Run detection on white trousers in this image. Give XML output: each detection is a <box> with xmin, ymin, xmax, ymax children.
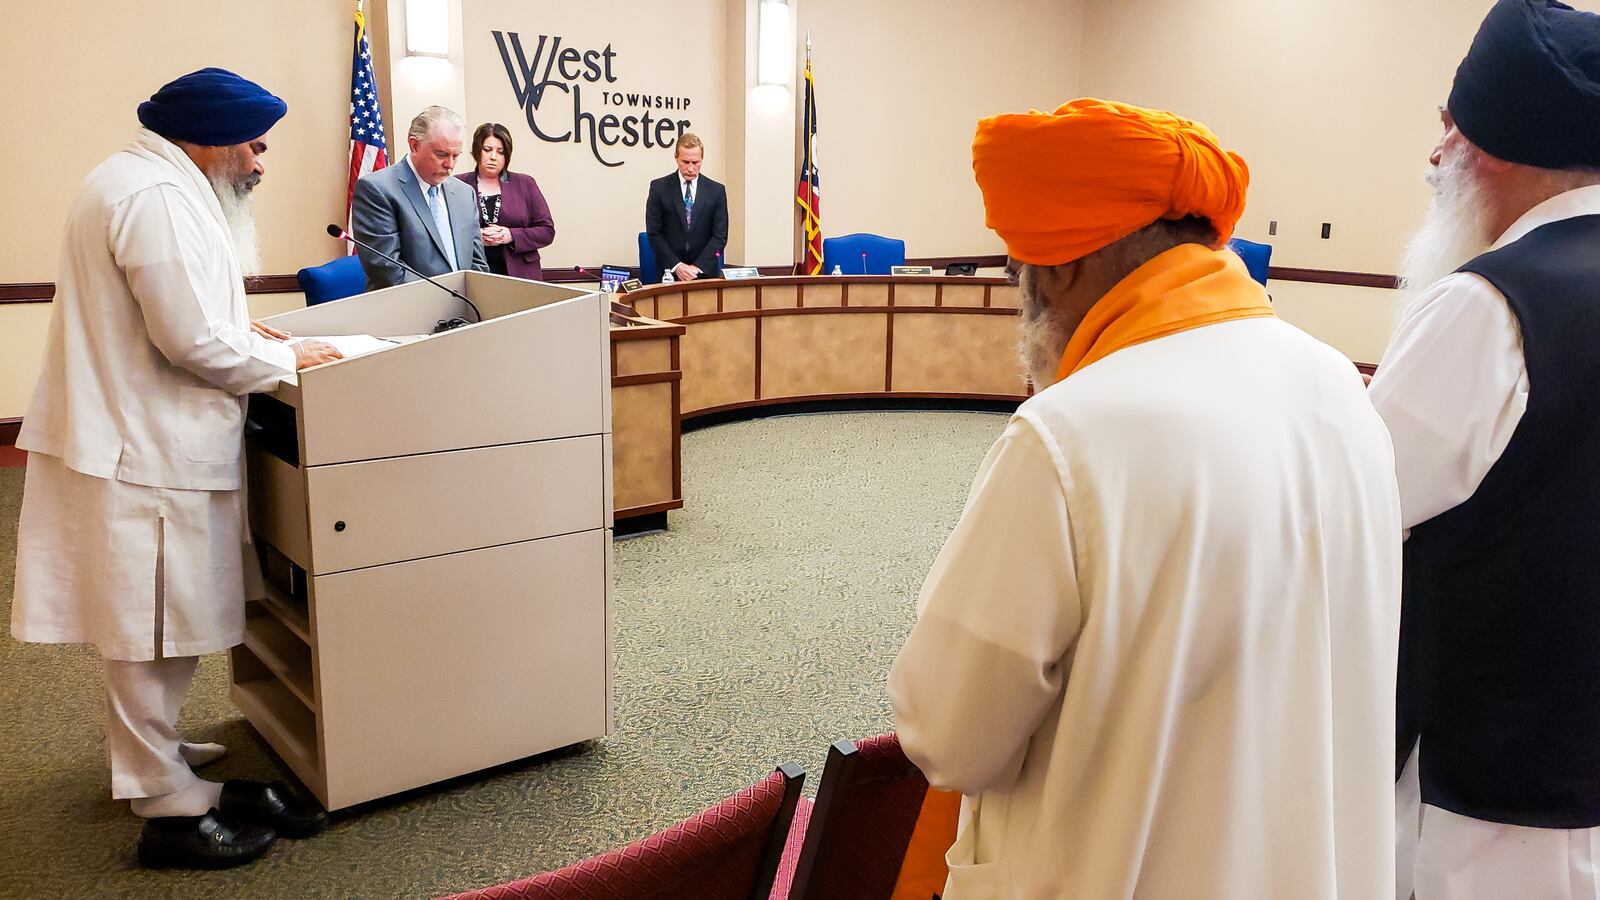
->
<box><xmin>1398</xmin><ymin>747</ymin><xmax>1600</xmax><ymax>900</ymax></box>
<box><xmin>102</xmin><ymin>655</ymin><xmax>202</xmax><ymax>800</ymax></box>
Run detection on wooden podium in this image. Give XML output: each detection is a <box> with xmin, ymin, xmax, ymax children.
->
<box><xmin>239</xmin><ymin>272</ymin><xmax>613</xmax><ymax>811</ymax></box>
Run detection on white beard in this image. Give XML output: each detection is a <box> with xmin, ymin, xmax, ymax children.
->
<box><xmin>1018</xmin><ymin>296</ymin><xmax>1073</xmax><ymax>389</ymax></box>
<box><xmin>1398</xmin><ymin>156</ymin><xmax>1494</xmax><ymax>301</ymax></box>
<box><xmin>209</xmin><ymin>175</ymin><xmax>262</xmax><ymax>275</ymax></box>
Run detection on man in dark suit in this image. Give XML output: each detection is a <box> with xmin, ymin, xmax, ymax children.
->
<box><xmin>351</xmin><ymin>106</ymin><xmax>488</xmax><ymax>291</ymax></box>
<box><xmin>644</xmin><ymin>133</ymin><xmax>729</xmax><ymax>281</ymax></box>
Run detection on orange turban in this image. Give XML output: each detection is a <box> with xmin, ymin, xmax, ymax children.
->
<box><xmin>972</xmin><ymin>98</ymin><xmax>1250</xmax><ymax>266</ymax></box>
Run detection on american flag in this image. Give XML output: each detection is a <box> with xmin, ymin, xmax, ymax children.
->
<box><xmin>346</xmin><ymin>2</ymin><xmax>387</xmax><ymax>237</ymax></box>
<box><xmin>795</xmin><ymin>47</ymin><xmax>822</xmax><ymax>275</ymax></box>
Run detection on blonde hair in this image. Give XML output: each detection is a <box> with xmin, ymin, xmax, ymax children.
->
<box><xmin>675</xmin><ymin>133</ymin><xmax>704</xmax><ymax>156</ymax></box>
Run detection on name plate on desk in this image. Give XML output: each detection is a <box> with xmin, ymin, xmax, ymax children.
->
<box><xmin>722</xmin><ymin>266</ymin><xmax>760</xmax><ymax>279</ymax></box>
<box><xmin>890</xmin><ymin>265</ymin><xmax>935</xmax><ymax>276</ymax></box>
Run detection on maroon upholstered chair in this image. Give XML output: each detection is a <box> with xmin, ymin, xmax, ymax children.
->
<box><xmin>781</xmin><ymin>733</ymin><xmax>933</xmax><ymax>900</ymax></box>
<box><xmin>445</xmin><ymin>762</ymin><xmax>805</xmax><ymax>900</ymax></box>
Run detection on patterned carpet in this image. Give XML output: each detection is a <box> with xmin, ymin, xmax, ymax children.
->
<box><xmin>0</xmin><ymin>411</ymin><xmax>1003</xmax><ymax>897</ymax></box>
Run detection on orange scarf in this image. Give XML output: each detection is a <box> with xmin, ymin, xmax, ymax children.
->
<box><xmin>1055</xmin><ymin>243</ymin><xmax>1274</xmax><ymax>382</ymax></box>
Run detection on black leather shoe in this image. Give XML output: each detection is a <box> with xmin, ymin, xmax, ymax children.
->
<box><xmin>137</xmin><ymin>810</ymin><xmax>275</xmax><ymax>869</ymax></box>
<box><xmin>219</xmin><ymin>780</ymin><xmax>328</xmax><ymax>838</ymax></box>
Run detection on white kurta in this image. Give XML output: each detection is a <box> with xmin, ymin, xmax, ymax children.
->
<box><xmin>890</xmin><ymin>317</ymin><xmax>1402</xmax><ymax>900</ymax></box>
<box><xmin>1370</xmin><ymin>184</ymin><xmax>1600</xmax><ymax>900</ymax></box>
<box><xmin>11</xmin><ymin>129</ymin><xmax>295</xmax><ymax>662</ymax></box>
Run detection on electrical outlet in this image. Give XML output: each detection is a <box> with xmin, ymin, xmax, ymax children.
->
<box><xmin>1321</xmin><ymin>222</ymin><xmax>1332</xmax><ymax>239</ymax></box>
<box><xmin>1268</xmin><ymin>220</ymin><xmax>1278</xmax><ymax>236</ymax></box>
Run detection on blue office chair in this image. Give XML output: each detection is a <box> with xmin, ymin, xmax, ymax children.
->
<box><xmin>1226</xmin><ymin>237</ymin><xmax>1273</xmax><ymax>287</ymax></box>
<box><xmin>296</xmin><ymin>255</ymin><xmax>367</xmax><ymax>305</ymax></box>
<box><xmin>638</xmin><ymin>232</ymin><xmax>660</xmax><ymax>284</ymax></box>
<box><xmin>821</xmin><ymin>233</ymin><xmax>906</xmax><ymax>276</ymax></box>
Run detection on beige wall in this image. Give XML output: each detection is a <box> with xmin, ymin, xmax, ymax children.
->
<box><xmin>0</xmin><ymin>0</ymin><xmax>353</xmax><ymax>284</ymax></box>
<box><xmin>7</xmin><ymin>0</ymin><xmax>1592</xmax><ymax>417</ymax></box>
<box><xmin>796</xmin><ymin>0</ymin><xmax>1084</xmax><ymax>262</ymax></box>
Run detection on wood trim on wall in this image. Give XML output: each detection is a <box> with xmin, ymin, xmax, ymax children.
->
<box><xmin>1266</xmin><ymin>267</ymin><xmax>1400</xmax><ymax>289</ymax></box>
<box><xmin>0</xmin><ymin>259</ymin><xmax>1403</xmax><ymax>304</ymax></box>
<box><xmin>0</xmin><ymin>417</ymin><xmax>20</xmax><ymax>446</ymax></box>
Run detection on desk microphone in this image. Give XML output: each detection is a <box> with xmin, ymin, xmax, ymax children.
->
<box><xmin>715</xmin><ymin>251</ymin><xmax>722</xmax><ymax>276</ymax></box>
<box><xmin>325</xmin><ymin>224</ymin><xmax>483</xmax><ymax>326</ymax></box>
<box><xmin>860</xmin><ymin>251</ymin><xmax>868</xmax><ymax>275</ymax></box>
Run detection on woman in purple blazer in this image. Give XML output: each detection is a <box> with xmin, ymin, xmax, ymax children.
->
<box><xmin>457</xmin><ymin>123</ymin><xmax>556</xmax><ymax>280</ymax></box>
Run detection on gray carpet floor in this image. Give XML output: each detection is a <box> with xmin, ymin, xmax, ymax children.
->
<box><xmin>0</xmin><ymin>411</ymin><xmax>1004</xmax><ymax>898</ymax></box>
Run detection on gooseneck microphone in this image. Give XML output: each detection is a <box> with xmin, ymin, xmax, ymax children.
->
<box><xmin>326</xmin><ymin>224</ymin><xmax>482</xmax><ymax>324</ymax></box>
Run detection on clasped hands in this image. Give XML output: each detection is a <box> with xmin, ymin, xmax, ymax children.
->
<box><xmin>251</xmin><ymin>321</ymin><xmax>343</xmax><ymax>371</ymax></box>
<box><xmin>480</xmin><ymin>225</ymin><xmax>513</xmax><ymax>247</ymax></box>
<box><xmin>672</xmin><ymin>262</ymin><xmax>702</xmax><ymax>281</ymax></box>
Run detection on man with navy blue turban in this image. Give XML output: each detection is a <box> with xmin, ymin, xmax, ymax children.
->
<box><xmin>11</xmin><ymin>67</ymin><xmax>337</xmax><ymax>869</ymax></box>
<box><xmin>1367</xmin><ymin>2</ymin><xmax>1600</xmax><ymax>897</ymax></box>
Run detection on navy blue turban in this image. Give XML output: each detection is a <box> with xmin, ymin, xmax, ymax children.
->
<box><xmin>137</xmin><ymin>68</ymin><xmax>288</xmax><ymax>146</ymax></box>
<box><xmin>1449</xmin><ymin>0</ymin><xmax>1600</xmax><ymax>170</ymax></box>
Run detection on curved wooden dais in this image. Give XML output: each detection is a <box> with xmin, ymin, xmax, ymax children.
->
<box><xmin>608</xmin><ymin>276</ymin><xmax>1030</xmax><ymax>529</ymax></box>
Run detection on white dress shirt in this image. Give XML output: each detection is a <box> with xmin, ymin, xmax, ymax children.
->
<box><xmin>1371</xmin><ymin>183</ymin><xmax>1600</xmax><ymax>900</ymax></box>
<box><xmin>1371</xmin><ymin>184</ymin><xmax>1600</xmax><ymax>530</ymax></box>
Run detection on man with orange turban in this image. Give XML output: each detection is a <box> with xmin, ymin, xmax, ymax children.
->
<box><xmin>888</xmin><ymin>99</ymin><xmax>1402</xmax><ymax>899</ymax></box>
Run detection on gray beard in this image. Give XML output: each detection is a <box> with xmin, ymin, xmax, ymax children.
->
<box><xmin>1398</xmin><ymin>158</ymin><xmax>1494</xmax><ymax>302</ymax></box>
<box><xmin>1018</xmin><ymin>296</ymin><xmax>1073</xmax><ymax>389</ymax></box>
<box><xmin>209</xmin><ymin>175</ymin><xmax>262</xmax><ymax>275</ymax></box>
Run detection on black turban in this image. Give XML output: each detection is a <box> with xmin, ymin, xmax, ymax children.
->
<box><xmin>1449</xmin><ymin>0</ymin><xmax>1600</xmax><ymax>170</ymax></box>
<box><xmin>137</xmin><ymin>68</ymin><xmax>288</xmax><ymax>147</ymax></box>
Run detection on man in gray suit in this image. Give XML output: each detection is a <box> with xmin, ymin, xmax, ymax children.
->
<box><xmin>351</xmin><ymin>106</ymin><xmax>488</xmax><ymax>291</ymax></box>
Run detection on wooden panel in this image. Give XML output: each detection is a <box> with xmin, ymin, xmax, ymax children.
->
<box><xmin>761</xmin><ymin>313</ymin><xmax>888</xmax><ymax>398</ymax></box>
<box><xmin>849</xmin><ymin>283</ymin><xmax>889</xmax><ymax>307</ymax></box>
<box><xmin>247</xmin><ymin>446</ymin><xmax>310</xmax><ymax>570</ymax></box>
<box><xmin>611</xmin><ymin>381</ymin><xmax>676</xmax><ymax>512</ymax></box>
<box><xmin>804</xmin><ymin>284</ymin><xmax>843</xmax><ymax>308</ymax></box>
<box><xmin>989</xmin><ymin>284</ymin><xmax>1021</xmax><ymax>309</ymax></box>
<box><xmin>685</xmin><ymin>291</ymin><xmax>718</xmax><ymax>317</ymax></box>
<box><xmin>943</xmin><ymin>284</ymin><xmax>987</xmax><ymax>308</ymax></box>
<box><xmin>656</xmin><ymin>292</ymin><xmax>685</xmax><ymax>320</ymax></box>
<box><xmin>305</xmin><ymin>437</ymin><xmax>605</xmax><ymax>574</ymax></box>
<box><xmin>722</xmin><ymin>287</ymin><xmax>757</xmax><ymax>312</ymax></box>
<box><xmin>681</xmin><ymin>318</ymin><xmax>757</xmax><ymax>414</ymax></box>
<box><xmin>893</xmin><ymin>284</ymin><xmax>936</xmax><ymax>307</ymax></box>
<box><xmin>612</xmin><ymin>336</ymin><xmax>673</xmax><ymax>377</ymax></box>
<box><xmin>890</xmin><ymin>313</ymin><xmax>1029</xmax><ymax>396</ymax></box>
<box><xmin>761</xmin><ymin>285</ymin><xmax>798</xmax><ymax>309</ymax></box>
<box><xmin>314</xmin><ymin>531</ymin><xmax>609</xmax><ymax>810</ymax></box>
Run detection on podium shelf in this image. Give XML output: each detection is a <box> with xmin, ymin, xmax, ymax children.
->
<box><xmin>257</xmin><ymin>585</ymin><xmax>311</xmax><ymax>644</ymax></box>
<box><xmin>244</xmin><ymin>607</ymin><xmax>315</xmax><ymax>710</ymax></box>
<box><xmin>232</xmin><ymin>674</ymin><xmax>320</xmax><ymax>788</ymax></box>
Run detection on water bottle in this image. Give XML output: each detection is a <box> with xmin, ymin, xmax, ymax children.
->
<box><xmin>830</xmin><ymin>264</ymin><xmax>842</xmax><ymax>275</ymax></box>
<box><xmin>661</xmin><ymin>268</ymin><xmax>675</xmax><ymax>284</ymax></box>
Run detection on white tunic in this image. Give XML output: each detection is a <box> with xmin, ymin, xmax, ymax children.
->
<box><xmin>890</xmin><ymin>318</ymin><xmax>1402</xmax><ymax>900</ymax></box>
<box><xmin>1370</xmin><ymin>184</ymin><xmax>1600</xmax><ymax>900</ymax></box>
<box><xmin>10</xmin><ymin>129</ymin><xmax>295</xmax><ymax>661</ymax></box>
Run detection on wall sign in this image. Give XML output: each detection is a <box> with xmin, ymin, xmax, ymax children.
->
<box><xmin>493</xmin><ymin>31</ymin><xmax>695</xmax><ymax>168</ymax></box>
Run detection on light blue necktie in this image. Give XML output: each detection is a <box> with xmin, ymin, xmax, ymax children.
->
<box><xmin>426</xmin><ymin>183</ymin><xmax>459</xmax><ymax>270</ymax></box>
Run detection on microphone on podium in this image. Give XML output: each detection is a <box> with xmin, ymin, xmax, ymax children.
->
<box><xmin>325</xmin><ymin>224</ymin><xmax>482</xmax><ymax>324</ymax></box>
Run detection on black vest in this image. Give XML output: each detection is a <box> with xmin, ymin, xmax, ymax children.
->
<box><xmin>1398</xmin><ymin>214</ymin><xmax>1600</xmax><ymax>828</ymax></box>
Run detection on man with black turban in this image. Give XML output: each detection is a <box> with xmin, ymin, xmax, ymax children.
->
<box><xmin>10</xmin><ymin>68</ymin><xmax>337</xmax><ymax>869</ymax></box>
<box><xmin>1368</xmin><ymin>2</ymin><xmax>1600</xmax><ymax>897</ymax></box>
